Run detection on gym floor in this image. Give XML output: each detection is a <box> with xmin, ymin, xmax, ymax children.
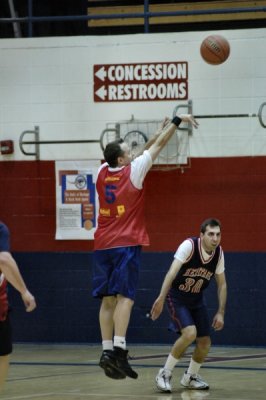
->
<box><xmin>2</xmin><ymin>344</ymin><xmax>266</xmax><ymax>399</ymax></box>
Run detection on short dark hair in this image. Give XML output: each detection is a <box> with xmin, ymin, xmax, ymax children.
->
<box><xmin>103</xmin><ymin>138</ymin><xmax>124</xmax><ymax>167</ymax></box>
<box><xmin>200</xmin><ymin>218</ymin><xmax>221</xmax><ymax>234</ymax></box>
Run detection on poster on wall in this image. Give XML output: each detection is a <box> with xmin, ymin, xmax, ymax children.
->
<box><xmin>55</xmin><ymin>160</ymin><xmax>100</xmax><ymax>240</ymax></box>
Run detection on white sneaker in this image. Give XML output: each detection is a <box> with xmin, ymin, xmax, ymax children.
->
<box><xmin>181</xmin><ymin>371</ymin><xmax>209</xmax><ymax>390</ymax></box>
<box><xmin>156</xmin><ymin>368</ymin><xmax>172</xmax><ymax>393</ymax></box>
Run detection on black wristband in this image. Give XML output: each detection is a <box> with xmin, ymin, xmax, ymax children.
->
<box><xmin>171</xmin><ymin>116</ymin><xmax>182</xmax><ymax>127</ymax></box>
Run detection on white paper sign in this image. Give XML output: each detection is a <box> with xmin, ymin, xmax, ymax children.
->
<box><xmin>55</xmin><ymin>160</ymin><xmax>100</xmax><ymax>240</ymax></box>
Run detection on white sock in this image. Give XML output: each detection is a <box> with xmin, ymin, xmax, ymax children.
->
<box><xmin>102</xmin><ymin>340</ymin><xmax>113</xmax><ymax>351</ymax></box>
<box><xmin>114</xmin><ymin>336</ymin><xmax>126</xmax><ymax>350</ymax></box>
<box><xmin>187</xmin><ymin>359</ymin><xmax>201</xmax><ymax>375</ymax></box>
<box><xmin>164</xmin><ymin>353</ymin><xmax>179</xmax><ymax>371</ymax></box>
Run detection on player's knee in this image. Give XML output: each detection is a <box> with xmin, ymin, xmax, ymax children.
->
<box><xmin>117</xmin><ymin>295</ymin><xmax>134</xmax><ymax>309</ymax></box>
<box><xmin>182</xmin><ymin>326</ymin><xmax>197</xmax><ymax>343</ymax></box>
<box><xmin>102</xmin><ymin>296</ymin><xmax>117</xmax><ymax>309</ymax></box>
<box><xmin>196</xmin><ymin>336</ymin><xmax>211</xmax><ymax>352</ymax></box>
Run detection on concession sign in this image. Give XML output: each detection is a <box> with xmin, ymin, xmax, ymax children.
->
<box><xmin>93</xmin><ymin>62</ymin><xmax>188</xmax><ymax>102</ymax></box>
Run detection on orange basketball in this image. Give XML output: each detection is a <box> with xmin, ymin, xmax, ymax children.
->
<box><xmin>200</xmin><ymin>34</ymin><xmax>230</xmax><ymax>65</ymax></box>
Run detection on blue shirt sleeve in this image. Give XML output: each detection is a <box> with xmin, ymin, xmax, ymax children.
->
<box><xmin>0</xmin><ymin>222</ymin><xmax>10</xmax><ymax>252</ymax></box>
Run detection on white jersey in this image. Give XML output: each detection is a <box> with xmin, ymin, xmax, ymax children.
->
<box><xmin>97</xmin><ymin>150</ymin><xmax>152</xmax><ymax>190</ymax></box>
<box><xmin>174</xmin><ymin>238</ymin><xmax>225</xmax><ymax>274</ymax></box>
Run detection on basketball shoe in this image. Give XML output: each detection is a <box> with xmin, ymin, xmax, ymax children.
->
<box><xmin>99</xmin><ymin>350</ymin><xmax>126</xmax><ymax>379</ymax></box>
<box><xmin>181</xmin><ymin>371</ymin><xmax>209</xmax><ymax>390</ymax></box>
<box><xmin>112</xmin><ymin>346</ymin><xmax>138</xmax><ymax>379</ymax></box>
<box><xmin>156</xmin><ymin>368</ymin><xmax>172</xmax><ymax>393</ymax></box>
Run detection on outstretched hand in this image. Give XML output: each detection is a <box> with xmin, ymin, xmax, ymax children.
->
<box><xmin>179</xmin><ymin>114</ymin><xmax>199</xmax><ymax>129</ymax></box>
<box><xmin>155</xmin><ymin>117</ymin><xmax>171</xmax><ymax>136</ymax></box>
<box><xmin>160</xmin><ymin>117</ymin><xmax>171</xmax><ymax>130</ymax></box>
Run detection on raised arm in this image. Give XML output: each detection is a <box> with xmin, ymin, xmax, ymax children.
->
<box><xmin>148</xmin><ymin>114</ymin><xmax>199</xmax><ymax>162</ymax></box>
<box><xmin>132</xmin><ymin>117</ymin><xmax>171</xmax><ymax>159</ymax></box>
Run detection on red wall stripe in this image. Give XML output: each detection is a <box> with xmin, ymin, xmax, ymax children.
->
<box><xmin>0</xmin><ymin>157</ymin><xmax>266</xmax><ymax>252</ymax></box>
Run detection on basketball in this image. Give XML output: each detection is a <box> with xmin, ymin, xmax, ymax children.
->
<box><xmin>200</xmin><ymin>35</ymin><xmax>230</xmax><ymax>65</ymax></box>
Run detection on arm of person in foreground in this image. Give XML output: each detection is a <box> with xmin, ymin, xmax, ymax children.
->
<box><xmin>148</xmin><ymin>114</ymin><xmax>199</xmax><ymax>162</ymax></box>
<box><xmin>132</xmin><ymin>117</ymin><xmax>171</xmax><ymax>159</ymax></box>
<box><xmin>0</xmin><ymin>251</ymin><xmax>36</xmax><ymax>312</ymax></box>
<box><xmin>212</xmin><ymin>271</ymin><xmax>227</xmax><ymax>331</ymax></box>
<box><xmin>150</xmin><ymin>258</ymin><xmax>183</xmax><ymax>321</ymax></box>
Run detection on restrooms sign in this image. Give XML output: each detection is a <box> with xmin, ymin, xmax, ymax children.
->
<box><xmin>94</xmin><ymin>62</ymin><xmax>188</xmax><ymax>102</ymax></box>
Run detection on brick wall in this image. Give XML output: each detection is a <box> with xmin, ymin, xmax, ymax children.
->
<box><xmin>1</xmin><ymin>157</ymin><xmax>266</xmax><ymax>345</ymax></box>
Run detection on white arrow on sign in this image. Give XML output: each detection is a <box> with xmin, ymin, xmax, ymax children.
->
<box><xmin>95</xmin><ymin>66</ymin><xmax>107</xmax><ymax>81</ymax></box>
<box><xmin>95</xmin><ymin>86</ymin><xmax>107</xmax><ymax>100</ymax></box>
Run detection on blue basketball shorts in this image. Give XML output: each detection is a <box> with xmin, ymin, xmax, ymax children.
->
<box><xmin>92</xmin><ymin>246</ymin><xmax>142</xmax><ymax>301</ymax></box>
<box><xmin>0</xmin><ymin>314</ymin><xmax>12</xmax><ymax>356</ymax></box>
<box><xmin>166</xmin><ymin>291</ymin><xmax>210</xmax><ymax>338</ymax></box>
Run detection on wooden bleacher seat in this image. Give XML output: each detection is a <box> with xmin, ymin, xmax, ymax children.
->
<box><xmin>87</xmin><ymin>1</ymin><xmax>266</xmax><ymax>28</ymax></box>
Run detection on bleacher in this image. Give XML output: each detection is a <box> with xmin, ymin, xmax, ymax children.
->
<box><xmin>0</xmin><ymin>0</ymin><xmax>266</xmax><ymax>38</ymax></box>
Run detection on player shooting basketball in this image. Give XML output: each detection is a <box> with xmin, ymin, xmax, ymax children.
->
<box><xmin>92</xmin><ymin>113</ymin><xmax>198</xmax><ymax>380</ymax></box>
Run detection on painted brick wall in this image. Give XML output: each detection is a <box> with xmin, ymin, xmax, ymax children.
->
<box><xmin>1</xmin><ymin>156</ymin><xmax>266</xmax><ymax>252</ymax></box>
<box><xmin>9</xmin><ymin>251</ymin><xmax>266</xmax><ymax>346</ymax></box>
<box><xmin>1</xmin><ymin>157</ymin><xmax>266</xmax><ymax>345</ymax></box>
<box><xmin>145</xmin><ymin>156</ymin><xmax>266</xmax><ymax>252</ymax></box>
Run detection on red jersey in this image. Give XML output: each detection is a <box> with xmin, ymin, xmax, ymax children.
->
<box><xmin>0</xmin><ymin>275</ymin><xmax>8</xmax><ymax>321</ymax></box>
<box><xmin>94</xmin><ymin>163</ymin><xmax>150</xmax><ymax>250</ymax></box>
<box><xmin>0</xmin><ymin>222</ymin><xmax>10</xmax><ymax>321</ymax></box>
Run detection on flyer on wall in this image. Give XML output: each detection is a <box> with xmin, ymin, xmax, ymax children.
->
<box><xmin>55</xmin><ymin>160</ymin><xmax>100</xmax><ymax>240</ymax></box>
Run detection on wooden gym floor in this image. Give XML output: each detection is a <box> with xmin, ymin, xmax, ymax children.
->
<box><xmin>1</xmin><ymin>343</ymin><xmax>266</xmax><ymax>399</ymax></box>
